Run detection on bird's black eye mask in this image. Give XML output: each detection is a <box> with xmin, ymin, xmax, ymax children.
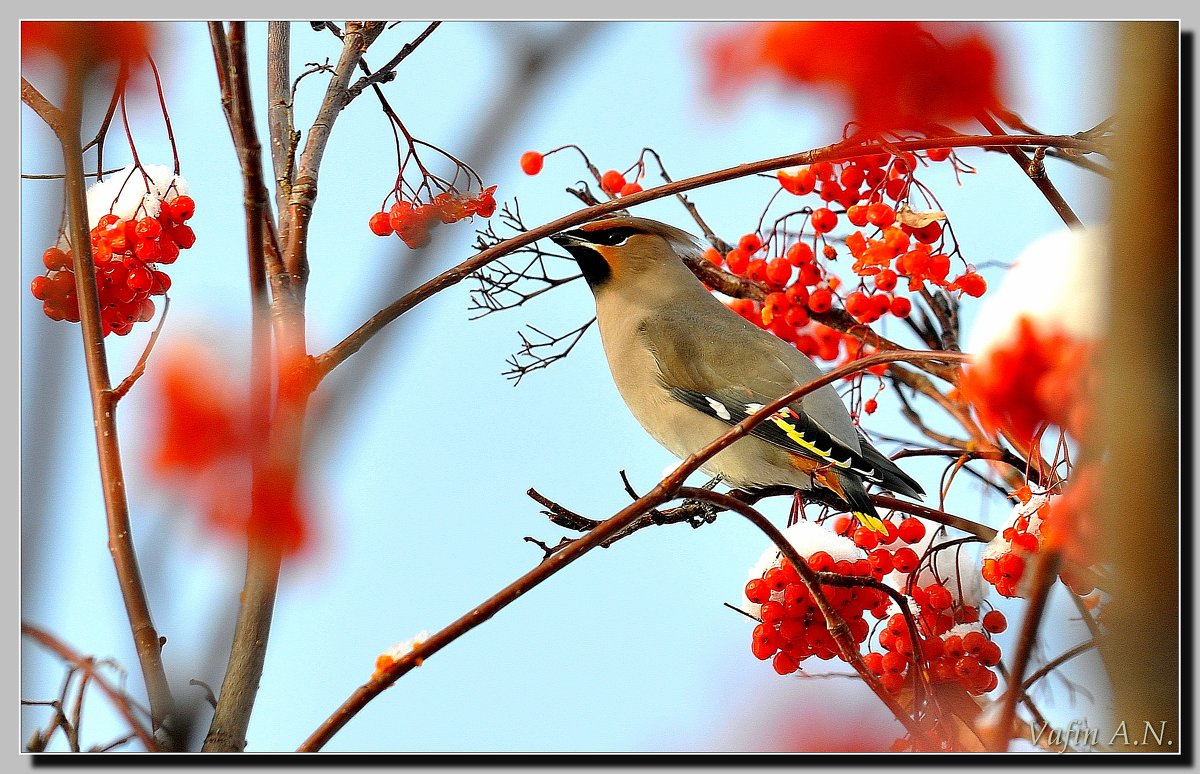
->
<box><xmin>551</xmin><ymin>226</ymin><xmax>643</xmax><ymax>287</ymax></box>
<box><xmin>570</xmin><ymin>226</ymin><xmax>640</xmax><ymax>246</ymax></box>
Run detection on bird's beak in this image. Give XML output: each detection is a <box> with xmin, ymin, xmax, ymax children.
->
<box><xmin>549</xmin><ymin>232</ymin><xmax>585</xmax><ymax>248</ymax></box>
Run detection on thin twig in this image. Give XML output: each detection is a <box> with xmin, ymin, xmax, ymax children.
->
<box><xmin>23</xmin><ymin>623</ymin><xmax>157</xmax><ymax>751</ymax></box>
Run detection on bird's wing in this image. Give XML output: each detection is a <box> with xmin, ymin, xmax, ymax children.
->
<box><xmin>639</xmin><ymin>304</ymin><xmax>887</xmax><ymax>485</ymax></box>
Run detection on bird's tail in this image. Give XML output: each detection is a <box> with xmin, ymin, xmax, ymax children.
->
<box><xmin>837</xmin><ymin>471</ymin><xmax>888</xmax><ymax>534</ymax></box>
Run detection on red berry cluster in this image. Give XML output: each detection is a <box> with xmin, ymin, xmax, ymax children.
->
<box><xmin>745</xmin><ymin>552</ymin><xmax>886</xmax><ymax>676</ymax></box>
<box><xmin>369</xmin><ymin>185</ymin><xmax>498</xmax><ymax>249</ymax></box>
<box><xmin>715</xmin><ymin>151</ymin><xmax>986</xmax><ymax>365</ymax></box>
<box><xmin>982</xmin><ymin>481</ymin><xmax>1098</xmax><ymax>599</ymax></box>
<box><xmin>30</xmin><ymin>196</ymin><xmax>195</xmax><ymax>336</ymax></box>
<box><xmin>747</xmin><ymin>515</ymin><xmax>1008</xmax><ymax>699</ymax></box>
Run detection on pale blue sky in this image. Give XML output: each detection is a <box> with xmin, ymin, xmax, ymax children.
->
<box><xmin>20</xmin><ymin>20</ymin><xmax>1117</xmax><ymax>753</ymax></box>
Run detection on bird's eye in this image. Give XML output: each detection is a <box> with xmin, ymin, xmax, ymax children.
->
<box><xmin>588</xmin><ymin>227</ymin><xmax>638</xmax><ymax>246</ymax></box>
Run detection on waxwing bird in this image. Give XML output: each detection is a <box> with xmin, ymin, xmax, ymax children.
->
<box><xmin>549</xmin><ymin>216</ymin><xmax>924</xmax><ymax>532</ymax></box>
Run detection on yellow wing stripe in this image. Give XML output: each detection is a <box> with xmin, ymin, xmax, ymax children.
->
<box><xmin>768</xmin><ymin>413</ymin><xmax>852</xmax><ymax>468</ymax></box>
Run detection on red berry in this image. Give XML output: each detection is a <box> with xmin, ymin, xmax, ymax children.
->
<box><xmin>880</xmin><ymin>671</ymin><xmax>906</xmax><ymax>693</ymax></box>
<box><xmin>863</xmin><ymin>651</ymin><xmax>884</xmax><ymax>675</ymax></box>
<box><xmin>863</xmin><ymin>398</ymin><xmax>878</xmax><ymax>414</ymax></box>
<box><xmin>772</xmin><ymin>650</ymin><xmax>800</xmax><ymax>675</ymax></box>
<box><xmin>797</xmin><ymin>262</ymin><xmax>823</xmax><ymax>286</ymax></box>
<box><xmin>897</xmin><ymin>517</ymin><xmax>926</xmax><ymax>544</ymax></box>
<box><xmin>956</xmin><ymin>271</ymin><xmax>988</xmax><ymax>297</ymax></box>
<box><xmin>149</xmin><ymin>270</ymin><xmax>171</xmax><ymax>295</ymax></box>
<box><xmin>982</xmin><ymin>610</ymin><xmax>1008</xmax><ymax>634</ymax></box>
<box><xmin>811</xmin><ymin>208</ymin><xmax>837</xmax><ymax>234</ymax></box>
<box><xmin>806</xmin><ymin>551</ymin><xmax>834</xmax><ymax>572</ymax></box>
<box><xmin>926</xmin><ymin>584</ymin><xmax>953</xmax><ymax>611</ymax></box>
<box><xmin>926</xmin><ymin>147</ymin><xmax>952</xmax><ymax>162</ymax></box>
<box><xmin>892</xmin><ymin>547</ymin><xmax>919</xmax><ymax>574</ymax></box>
<box><xmin>846</xmin><ymin>205</ymin><xmax>869</xmax><ymax>227</ymax></box>
<box><xmin>600</xmin><ymin>169</ymin><xmax>626</xmax><ymax>195</ymax></box>
<box><xmin>169</xmin><ymin>225</ymin><xmax>196</xmax><ymax>250</ymax></box>
<box><xmin>369</xmin><ymin>211</ymin><xmax>393</xmax><ymax>236</ymax></box>
<box><xmin>168</xmin><ymin>195</ymin><xmax>196</xmax><ymax>222</ymax></box>
<box><xmin>126</xmin><ymin>265</ymin><xmax>153</xmax><ymax>292</ymax></box>
<box><xmin>853</xmin><ymin>526</ymin><xmax>879</xmax><ymax>550</ymax></box>
<box><xmin>135</xmin><ymin>216</ymin><xmax>163</xmax><ymax>241</ymax></box>
<box><xmin>738</xmin><ymin>233</ymin><xmax>763</xmax><ymax>253</ymax></box>
<box><xmin>881</xmin><ymin>651</ymin><xmax>908</xmax><ymax>674</ymax></box>
<box><xmin>786</xmin><ymin>241</ymin><xmax>814</xmax><ymax>266</ymax></box>
<box><xmin>954</xmin><ymin>656</ymin><xmax>981</xmax><ymax>681</ymax></box>
<box><xmin>724</xmin><ymin>247</ymin><xmax>750</xmax><ymax>276</ymax></box>
<box><xmin>744</xmin><ymin>578</ymin><xmax>772</xmax><ymax>604</ymax></box>
<box><xmin>778</xmin><ymin>167</ymin><xmax>817</xmax><ymax>195</ymax></box>
<box><xmin>807</xmin><ymin>287</ymin><xmax>833</xmax><ymax>314</ymax></box>
<box><xmin>43</xmin><ymin>247</ymin><xmax>71</xmax><ymax>271</ymax></box>
<box><xmin>519</xmin><ymin>151</ymin><xmax>544</xmax><ymax>175</ymax></box>
<box><xmin>889</xmin><ymin>296</ymin><xmax>912</xmax><ymax>318</ymax></box>
<box><xmin>618</xmin><ymin>182</ymin><xmax>642</xmax><ymax>197</ymax></box>
<box><xmin>873</xmin><ymin>269</ymin><xmax>898</xmax><ymax>292</ymax></box>
<box><xmin>765</xmin><ymin>258</ymin><xmax>792</xmax><ymax>289</ymax></box>
<box><xmin>844</xmin><ymin>291</ymin><xmax>871</xmax><ymax>319</ymax></box>
<box><xmin>913</xmin><ymin>221</ymin><xmax>943</xmax><ymax>244</ymax></box>
<box><xmin>866</xmin><ymin>202</ymin><xmax>896</xmax><ymax>227</ymax></box>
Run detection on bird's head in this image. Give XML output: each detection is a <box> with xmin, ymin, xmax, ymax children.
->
<box><xmin>550</xmin><ymin>216</ymin><xmax>703</xmax><ymax>293</ymax></box>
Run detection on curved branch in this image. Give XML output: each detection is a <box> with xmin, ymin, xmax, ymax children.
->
<box><xmin>313</xmin><ymin>134</ymin><xmax>1090</xmax><ymax>380</ymax></box>
<box><xmin>299</xmin><ymin>349</ymin><xmax>965</xmax><ymax>750</ymax></box>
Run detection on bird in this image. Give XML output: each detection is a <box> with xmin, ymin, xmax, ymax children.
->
<box><xmin>549</xmin><ymin>215</ymin><xmax>924</xmax><ymax>533</ymax></box>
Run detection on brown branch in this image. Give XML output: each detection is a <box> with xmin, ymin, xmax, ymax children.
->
<box><xmin>23</xmin><ymin>623</ymin><xmax>157</xmax><ymax>751</ymax></box>
<box><xmin>201</xmin><ymin>21</ymin><xmax>292</xmax><ymax>754</ymax></box>
<box><xmin>1021</xmin><ymin>638</ymin><xmax>1099</xmax><ymax>693</ymax></box>
<box><xmin>266</xmin><ymin>21</ymin><xmax>294</xmax><ymax>238</ymax></box>
<box><xmin>976</xmin><ymin>110</ymin><xmax>1083</xmax><ymax>230</ymax></box>
<box><xmin>313</xmin><ymin>134</ymin><xmax>1090</xmax><ymax>380</ymax></box>
<box><xmin>286</xmin><ymin>21</ymin><xmax>380</xmax><ymax>285</ymax></box>
<box><xmin>346</xmin><ymin>21</ymin><xmax>442</xmax><ymax>100</ymax></box>
<box><xmin>36</xmin><ymin>59</ymin><xmax>176</xmax><ymax>744</ymax></box>
<box><xmin>21</xmin><ymin>76</ymin><xmax>64</xmax><ymax>128</ymax></box>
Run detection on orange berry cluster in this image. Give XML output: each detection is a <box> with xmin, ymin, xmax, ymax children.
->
<box><xmin>30</xmin><ymin>196</ymin><xmax>195</xmax><ymax>337</ymax></box>
<box><xmin>369</xmin><ymin>185</ymin><xmax>498</xmax><ymax>249</ymax></box>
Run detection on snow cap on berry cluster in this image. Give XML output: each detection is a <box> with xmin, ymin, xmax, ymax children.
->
<box><xmin>85</xmin><ymin>163</ymin><xmax>189</xmax><ymax>229</ymax></box>
<box><xmin>982</xmin><ymin>493</ymin><xmax>1051</xmax><ymax>562</ymax></box>
<box><xmin>746</xmin><ymin>520</ymin><xmax>860</xmax><ymax>582</ymax></box>
<box><xmin>885</xmin><ymin>594</ymin><xmax>922</xmax><ymax>619</ymax></box>
<box><xmin>967</xmin><ymin>227</ymin><xmax>1108</xmax><ymax>357</ymax></box>
<box><xmin>943</xmin><ymin>621</ymin><xmax>986</xmax><ymax>641</ymax></box>
<box><xmin>740</xmin><ymin>520</ymin><xmax>860</xmax><ymax>616</ymax></box>
<box><xmin>914</xmin><ymin>543</ymin><xmax>987</xmax><ymax>607</ymax></box>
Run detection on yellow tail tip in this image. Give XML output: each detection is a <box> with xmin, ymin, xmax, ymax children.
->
<box><xmin>852</xmin><ymin>510</ymin><xmax>887</xmax><ymax>534</ymax></box>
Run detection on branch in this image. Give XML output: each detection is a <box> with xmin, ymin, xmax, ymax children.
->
<box><xmin>976</xmin><ymin>110</ymin><xmax>1083</xmax><ymax>230</ymax></box>
<box><xmin>346</xmin><ymin>21</ymin><xmax>442</xmax><ymax>101</ymax></box>
<box><xmin>313</xmin><ymin>134</ymin><xmax>1089</xmax><ymax>381</ymax></box>
<box><xmin>299</xmin><ymin>349</ymin><xmax>966</xmax><ymax>749</ymax></box>
<box><xmin>37</xmin><ymin>58</ymin><xmax>176</xmax><ymax>743</ymax></box>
